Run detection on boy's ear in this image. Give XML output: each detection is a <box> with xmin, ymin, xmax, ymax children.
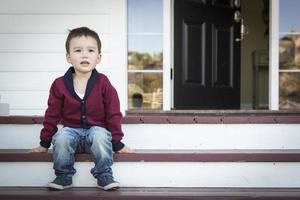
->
<box><xmin>66</xmin><ymin>53</ymin><xmax>71</xmax><ymax>64</ymax></box>
<box><xmin>97</xmin><ymin>54</ymin><xmax>102</xmax><ymax>64</ymax></box>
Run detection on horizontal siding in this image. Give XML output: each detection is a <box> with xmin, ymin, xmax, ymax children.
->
<box><xmin>0</xmin><ymin>91</ymin><xmax>48</xmax><ymax>110</ymax></box>
<box><xmin>0</xmin><ymin>0</ymin><xmax>109</xmax><ymax>14</ymax></box>
<box><xmin>0</xmin><ymin>0</ymin><xmax>127</xmax><ymax>115</ymax></box>
<box><xmin>0</xmin><ymin>34</ymin><xmax>110</xmax><ymax>53</ymax></box>
<box><xmin>0</xmin><ymin>70</ymin><xmax>120</xmax><ymax>114</ymax></box>
<box><xmin>0</xmin><ymin>70</ymin><xmax>115</xmax><ymax>91</ymax></box>
<box><xmin>0</xmin><ymin>72</ymin><xmax>61</xmax><ymax>90</ymax></box>
<box><xmin>9</xmin><ymin>109</ymin><xmax>45</xmax><ymax>116</ymax></box>
<box><xmin>0</xmin><ymin>15</ymin><xmax>110</xmax><ymax>34</ymax></box>
<box><xmin>0</xmin><ymin>53</ymin><xmax>110</xmax><ymax>72</ymax></box>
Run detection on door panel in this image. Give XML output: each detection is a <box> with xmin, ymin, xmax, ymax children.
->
<box><xmin>212</xmin><ymin>24</ymin><xmax>233</xmax><ymax>87</ymax></box>
<box><xmin>174</xmin><ymin>0</ymin><xmax>240</xmax><ymax>109</ymax></box>
<box><xmin>182</xmin><ymin>21</ymin><xmax>206</xmax><ymax>86</ymax></box>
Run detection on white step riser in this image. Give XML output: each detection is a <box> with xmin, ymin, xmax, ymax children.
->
<box><xmin>1</xmin><ymin>124</ymin><xmax>300</xmax><ymax>149</ymax></box>
<box><xmin>1</xmin><ymin>162</ymin><xmax>300</xmax><ymax>187</ymax></box>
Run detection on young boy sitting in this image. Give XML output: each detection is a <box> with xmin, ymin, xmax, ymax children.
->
<box><xmin>31</xmin><ymin>27</ymin><xmax>132</xmax><ymax>191</ymax></box>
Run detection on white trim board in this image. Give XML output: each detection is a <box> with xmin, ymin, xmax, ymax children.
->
<box><xmin>269</xmin><ymin>0</ymin><xmax>279</xmax><ymax>110</ymax></box>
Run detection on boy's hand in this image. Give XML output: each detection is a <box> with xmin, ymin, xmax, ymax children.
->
<box><xmin>117</xmin><ymin>145</ymin><xmax>133</xmax><ymax>153</ymax></box>
<box><xmin>29</xmin><ymin>146</ymin><xmax>48</xmax><ymax>153</ymax></box>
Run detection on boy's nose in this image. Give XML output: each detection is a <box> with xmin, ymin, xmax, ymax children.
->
<box><xmin>81</xmin><ymin>50</ymin><xmax>88</xmax><ymax>57</ymax></box>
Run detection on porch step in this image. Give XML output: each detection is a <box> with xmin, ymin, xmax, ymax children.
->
<box><xmin>1</xmin><ymin>149</ymin><xmax>300</xmax><ymax>162</ymax></box>
<box><xmin>1</xmin><ymin>114</ymin><xmax>300</xmax><ymax>188</ymax></box>
<box><xmin>1</xmin><ymin>187</ymin><xmax>300</xmax><ymax>200</ymax></box>
<box><xmin>1</xmin><ymin>123</ymin><xmax>300</xmax><ymax>150</ymax></box>
<box><xmin>1</xmin><ymin>114</ymin><xmax>300</xmax><ymax>150</ymax></box>
<box><xmin>2</xmin><ymin>149</ymin><xmax>300</xmax><ymax>187</ymax></box>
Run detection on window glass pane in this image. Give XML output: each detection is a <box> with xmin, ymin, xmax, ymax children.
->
<box><xmin>279</xmin><ymin>0</ymin><xmax>300</xmax><ymax>33</ymax></box>
<box><xmin>279</xmin><ymin>33</ymin><xmax>300</xmax><ymax>70</ymax></box>
<box><xmin>127</xmin><ymin>0</ymin><xmax>163</xmax><ymax>110</ymax></box>
<box><xmin>128</xmin><ymin>72</ymin><xmax>163</xmax><ymax>109</ymax></box>
<box><xmin>279</xmin><ymin>0</ymin><xmax>300</xmax><ymax>110</ymax></box>
<box><xmin>128</xmin><ymin>0</ymin><xmax>163</xmax><ymax>33</ymax></box>
<box><xmin>279</xmin><ymin>72</ymin><xmax>300</xmax><ymax>109</ymax></box>
<box><xmin>128</xmin><ymin>35</ymin><xmax>163</xmax><ymax>70</ymax></box>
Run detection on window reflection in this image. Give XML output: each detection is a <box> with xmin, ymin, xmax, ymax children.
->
<box><xmin>128</xmin><ymin>0</ymin><xmax>163</xmax><ymax>33</ymax></box>
<box><xmin>279</xmin><ymin>0</ymin><xmax>300</xmax><ymax>110</ymax></box>
<box><xmin>279</xmin><ymin>34</ymin><xmax>300</xmax><ymax>69</ymax></box>
<box><xmin>279</xmin><ymin>72</ymin><xmax>300</xmax><ymax>109</ymax></box>
<box><xmin>128</xmin><ymin>72</ymin><xmax>163</xmax><ymax>109</ymax></box>
<box><xmin>128</xmin><ymin>35</ymin><xmax>163</xmax><ymax>70</ymax></box>
<box><xmin>279</xmin><ymin>0</ymin><xmax>300</xmax><ymax>33</ymax></box>
<box><xmin>127</xmin><ymin>0</ymin><xmax>163</xmax><ymax>110</ymax></box>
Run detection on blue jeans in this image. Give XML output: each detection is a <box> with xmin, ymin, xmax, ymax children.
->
<box><xmin>52</xmin><ymin>126</ymin><xmax>113</xmax><ymax>178</ymax></box>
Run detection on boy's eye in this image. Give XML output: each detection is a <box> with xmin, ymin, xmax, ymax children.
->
<box><xmin>75</xmin><ymin>49</ymin><xmax>81</xmax><ymax>52</ymax></box>
<box><xmin>89</xmin><ymin>49</ymin><xmax>95</xmax><ymax>52</ymax></box>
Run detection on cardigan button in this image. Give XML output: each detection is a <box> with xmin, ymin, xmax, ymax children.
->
<box><xmin>82</xmin><ymin>115</ymin><xmax>86</xmax><ymax>119</ymax></box>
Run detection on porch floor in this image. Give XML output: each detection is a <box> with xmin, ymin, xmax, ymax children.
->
<box><xmin>1</xmin><ymin>187</ymin><xmax>300</xmax><ymax>200</ymax></box>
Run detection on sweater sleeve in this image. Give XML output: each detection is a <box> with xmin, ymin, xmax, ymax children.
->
<box><xmin>102</xmin><ymin>76</ymin><xmax>125</xmax><ymax>152</ymax></box>
<box><xmin>40</xmin><ymin>80</ymin><xmax>63</xmax><ymax>148</ymax></box>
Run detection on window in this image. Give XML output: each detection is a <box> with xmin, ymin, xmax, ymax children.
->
<box><xmin>127</xmin><ymin>0</ymin><xmax>163</xmax><ymax>110</ymax></box>
<box><xmin>279</xmin><ymin>0</ymin><xmax>300</xmax><ymax>109</ymax></box>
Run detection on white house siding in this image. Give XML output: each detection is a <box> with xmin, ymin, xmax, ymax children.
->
<box><xmin>0</xmin><ymin>0</ymin><xmax>127</xmax><ymax>115</ymax></box>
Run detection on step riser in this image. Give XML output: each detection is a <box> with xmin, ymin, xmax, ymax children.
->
<box><xmin>1</xmin><ymin>162</ymin><xmax>300</xmax><ymax>187</ymax></box>
<box><xmin>1</xmin><ymin>124</ymin><xmax>300</xmax><ymax>149</ymax></box>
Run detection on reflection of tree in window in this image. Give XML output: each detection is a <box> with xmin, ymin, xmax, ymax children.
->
<box><xmin>279</xmin><ymin>73</ymin><xmax>300</xmax><ymax>109</ymax></box>
<box><xmin>280</xmin><ymin>33</ymin><xmax>300</xmax><ymax>69</ymax></box>
<box><xmin>128</xmin><ymin>51</ymin><xmax>163</xmax><ymax>70</ymax></box>
<box><xmin>280</xmin><ymin>37</ymin><xmax>294</xmax><ymax>68</ymax></box>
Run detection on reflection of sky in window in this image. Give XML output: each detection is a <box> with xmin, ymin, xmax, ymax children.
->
<box><xmin>128</xmin><ymin>35</ymin><xmax>162</xmax><ymax>54</ymax></box>
<box><xmin>128</xmin><ymin>0</ymin><xmax>163</xmax><ymax>33</ymax></box>
<box><xmin>280</xmin><ymin>0</ymin><xmax>300</xmax><ymax>32</ymax></box>
<box><xmin>128</xmin><ymin>0</ymin><xmax>163</xmax><ymax>54</ymax></box>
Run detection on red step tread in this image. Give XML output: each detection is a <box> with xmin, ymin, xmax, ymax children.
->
<box><xmin>1</xmin><ymin>187</ymin><xmax>300</xmax><ymax>200</ymax></box>
<box><xmin>1</xmin><ymin>149</ymin><xmax>300</xmax><ymax>162</ymax></box>
<box><xmin>1</xmin><ymin>114</ymin><xmax>300</xmax><ymax>124</ymax></box>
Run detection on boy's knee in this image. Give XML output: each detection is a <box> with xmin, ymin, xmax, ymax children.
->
<box><xmin>90</xmin><ymin>127</ymin><xmax>112</xmax><ymax>142</ymax></box>
<box><xmin>53</xmin><ymin>128</ymin><xmax>76</xmax><ymax>147</ymax></box>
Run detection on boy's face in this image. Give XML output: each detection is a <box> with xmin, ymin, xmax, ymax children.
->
<box><xmin>66</xmin><ymin>36</ymin><xmax>101</xmax><ymax>74</ymax></box>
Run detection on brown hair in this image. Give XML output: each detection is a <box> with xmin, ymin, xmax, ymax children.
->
<box><xmin>65</xmin><ymin>27</ymin><xmax>101</xmax><ymax>54</ymax></box>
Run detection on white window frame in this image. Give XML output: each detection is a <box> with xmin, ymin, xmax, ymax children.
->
<box><xmin>163</xmin><ymin>0</ymin><xmax>172</xmax><ymax>110</ymax></box>
<box><xmin>269</xmin><ymin>0</ymin><xmax>279</xmax><ymax>110</ymax></box>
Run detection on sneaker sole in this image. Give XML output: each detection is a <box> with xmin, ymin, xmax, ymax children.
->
<box><xmin>47</xmin><ymin>183</ymin><xmax>73</xmax><ymax>190</ymax></box>
<box><xmin>97</xmin><ymin>182</ymin><xmax>120</xmax><ymax>191</ymax></box>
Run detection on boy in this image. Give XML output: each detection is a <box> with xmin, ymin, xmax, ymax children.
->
<box><xmin>31</xmin><ymin>27</ymin><xmax>132</xmax><ymax>191</ymax></box>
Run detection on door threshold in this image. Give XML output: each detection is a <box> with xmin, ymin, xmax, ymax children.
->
<box><xmin>126</xmin><ymin>109</ymin><xmax>300</xmax><ymax>116</ymax></box>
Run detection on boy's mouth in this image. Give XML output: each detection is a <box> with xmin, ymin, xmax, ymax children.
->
<box><xmin>80</xmin><ymin>61</ymin><xmax>90</xmax><ymax>65</ymax></box>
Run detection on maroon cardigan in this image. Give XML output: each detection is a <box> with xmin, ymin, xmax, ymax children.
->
<box><xmin>40</xmin><ymin>67</ymin><xmax>124</xmax><ymax>152</ymax></box>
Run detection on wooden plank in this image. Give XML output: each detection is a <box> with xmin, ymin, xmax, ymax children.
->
<box><xmin>0</xmin><ymin>15</ymin><xmax>109</xmax><ymax>34</ymax></box>
<box><xmin>0</xmin><ymin>0</ymin><xmax>110</xmax><ymax>14</ymax></box>
<box><xmin>0</xmin><ymin>34</ymin><xmax>110</xmax><ymax>53</ymax></box>
<box><xmin>0</xmin><ymin>53</ymin><xmax>111</xmax><ymax>72</ymax></box>
<box><xmin>1</xmin><ymin>149</ymin><xmax>300</xmax><ymax>162</ymax></box>
<box><xmin>0</xmin><ymin>91</ymin><xmax>48</xmax><ymax>109</ymax></box>
<box><xmin>1</xmin><ymin>187</ymin><xmax>300</xmax><ymax>200</ymax></box>
<box><xmin>1</xmin><ymin>114</ymin><xmax>300</xmax><ymax>124</ymax></box>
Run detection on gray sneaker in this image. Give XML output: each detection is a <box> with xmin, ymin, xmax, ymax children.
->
<box><xmin>96</xmin><ymin>175</ymin><xmax>120</xmax><ymax>191</ymax></box>
<box><xmin>47</xmin><ymin>174</ymin><xmax>73</xmax><ymax>190</ymax></box>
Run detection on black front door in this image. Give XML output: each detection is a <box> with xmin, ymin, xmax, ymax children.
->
<box><xmin>174</xmin><ymin>0</ymin><xmax>241</xmax><ymax>109</ymax></box>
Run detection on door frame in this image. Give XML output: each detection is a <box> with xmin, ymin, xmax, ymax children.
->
<box><xmin>269</xmin><ymin>0</ymin><xmax>279</xmax><ymax>110</ymax></box>
<box><xmin>162</xmin><ymin>0</ymin><xmax>279</xmax><ymax>111</ymax></box>
<box><xmin>162</xmin><ymin>0</ymin><xmax>172</xmax><ymax>110</ymax></box>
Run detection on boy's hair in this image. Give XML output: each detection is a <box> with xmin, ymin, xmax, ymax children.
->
<box><xmin>65</xmin><ymin>27</ymin><xmax>102</xmax><ymax>54</ymax></box>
